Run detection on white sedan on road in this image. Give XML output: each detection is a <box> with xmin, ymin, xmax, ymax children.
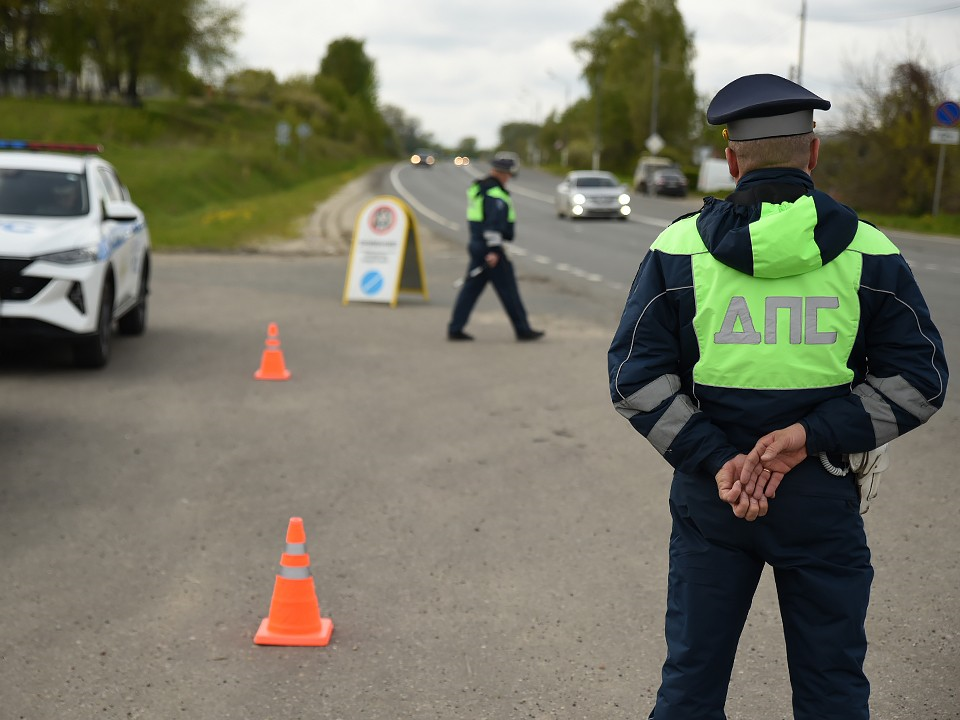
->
<box><xmin>0</xmin><ymin>141</ymin><xmax>151</xmax><ymax>367</ymax></box>
<box><xmin>555</xmin><ymin>170</ymin><xmax>631</xmax><ymax>220</ymax></box>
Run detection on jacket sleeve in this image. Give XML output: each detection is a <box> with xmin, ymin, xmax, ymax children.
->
<box><xmin>802</xmin><ymin>253</ymin><xmax>949</xmax><ymax>454</ymax></box>
<box><xmin>609</xmin><ymin>249</ymin><xmax>739</xmax><ymax>477</ymax></box>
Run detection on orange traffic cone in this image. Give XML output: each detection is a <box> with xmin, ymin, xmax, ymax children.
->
<box><xmin>254</xmin><ymin>517</ymin><xmax>334</xmax><ymax>646</ymax></box>
<box><xmin>254</xmin><ymin>322</ymin><xmax>291</xmax><ymax>381</ymax></box>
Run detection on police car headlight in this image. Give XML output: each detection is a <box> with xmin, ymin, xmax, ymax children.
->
<box><xmin>619</xmin><ymin>193</ymin><xmax>631</xmax><ymax>205</ymax></box>
<box><xmin>572</xmin><ymin>193</ymin><xmax>586</xmax><ymax>205</ymax></box>
<box><xmin>37</xmin><ymin>247</ymin><xmax>99</xmax><ymax>264</ymax></box>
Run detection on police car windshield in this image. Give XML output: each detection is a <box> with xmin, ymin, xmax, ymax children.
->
<box><xmin>0</xmin><ymin>169</ymin><xmax>89</xmax><ymax>217</ymax></box>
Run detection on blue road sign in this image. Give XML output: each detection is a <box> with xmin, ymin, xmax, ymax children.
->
<box><xmin>935</xmin><ymin>101</ymin><xmax>960</xmax><ymax>127</ymax></box>
<box><xmin>360</xmin><ymin>270</ymin><xmax>384</xmax><ymax>296</ymax></box>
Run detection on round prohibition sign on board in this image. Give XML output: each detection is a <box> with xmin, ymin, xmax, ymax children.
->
<box><xmin>935</xmin><ymin>101</ymin><xmax>960</xmax><ymax>127</ymax></box>
<box><xmin>369</xmin><ymin>204</ymin><xmax>397</xmax><ymax>234</ymax></box>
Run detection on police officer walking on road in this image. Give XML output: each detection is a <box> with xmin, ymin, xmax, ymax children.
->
<box><xmin>447</xmin><ymin>155</ymin><xmax>544</xmax><ymax>341</ymax></box>
<box><xmin>608</xmin><ymin>74</ymin><xmax>948</xmax><ymax>719</ymax></box>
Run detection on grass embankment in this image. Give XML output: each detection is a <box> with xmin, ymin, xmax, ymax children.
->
<box><xmin>0</xmin><ymin>97</ymin><xmax>386</xmax><ymax>250</ymax></box>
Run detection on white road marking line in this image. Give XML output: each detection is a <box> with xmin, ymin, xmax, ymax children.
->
<box><xmin>389</xmin><ymin>163</ymin><xmax>460</xmax><ymax>231</ymax></box>
<box><xmin>629</xmin><ymin>214</ymin><xmax>670</xmax><ymax>229</ymax></box>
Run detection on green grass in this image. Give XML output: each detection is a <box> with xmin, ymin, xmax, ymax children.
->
<box><xmin>0</xmin><ymin>96</ymin><xmax>388</xmax><ymax>250</ymax></box>
<box><xmin>152</xmin><ymin>160</ymin><xmax>382</xmax><ymax>250</ymax></box>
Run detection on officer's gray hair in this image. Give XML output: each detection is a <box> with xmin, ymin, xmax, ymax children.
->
<box><xmin>729</xmin><ymin>132</ymin><xmax>814</xmax><ymax>173</ymax></box>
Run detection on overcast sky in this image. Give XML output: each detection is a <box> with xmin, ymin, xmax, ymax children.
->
<box><xmin>232</xmin><ymin>1</ymin><xmax>960</xmax><ymax>148</ymax></box>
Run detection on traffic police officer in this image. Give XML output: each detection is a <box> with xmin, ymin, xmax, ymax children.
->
<box><xmin>448</xmin><ymin>155</ymin><xmax>544</xmax><ymax>341</ymax></box>
<box><xmin>607</xmin><ymin>74</ymin><xmax>948</xmax><ymax>719</ymax></box>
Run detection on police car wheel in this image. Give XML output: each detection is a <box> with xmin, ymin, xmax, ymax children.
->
<box><xmin>118</xmin><ymin>265</ymin><xmax>148</xmax><ymax>336</ymax></box>
<box><xmin>74</xmin><ymin>277</ymin><xmax>114</xmax><ymax>369</ymax></box>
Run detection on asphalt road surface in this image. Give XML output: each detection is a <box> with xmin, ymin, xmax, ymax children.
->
<box><xmin>1</xmin><ymin>162</ymin><xmax>957</xmax><ymax>720</ymax></box>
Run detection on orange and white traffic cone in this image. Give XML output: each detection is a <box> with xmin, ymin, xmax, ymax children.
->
<box><xmin>254</xmin><ymin>517</ymin><xmax>334</xmax><ymax>646</ymax></box>
<box><xmin>254</xmin><ymin>322</ymin><xmax>291</xmax><ymax>381</ymax></box>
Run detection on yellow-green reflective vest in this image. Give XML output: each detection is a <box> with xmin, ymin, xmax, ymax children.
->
<box><xmin>466</xmin><ymin>183</ymin><xmax>516</xmax><ymax>223</ymax></box>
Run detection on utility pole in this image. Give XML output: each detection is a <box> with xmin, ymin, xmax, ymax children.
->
<box><xmin>650</xmin><ymin>45</ymin><xmax>661</xmax><ymax>138</ymax></box>
<box><xmin>593</xmin><ymin>67</ymin><xmax>603</xmax><ymax>171</ymax></box>
<box><xmin>547</xmin><ymin>70</ymin><xmax>570</xmax><ymax>166</ymax></box>
<box><xmin>797</xmin><ymin>0</ymin><xmax>807</xmax><ymax>85</ymax></box>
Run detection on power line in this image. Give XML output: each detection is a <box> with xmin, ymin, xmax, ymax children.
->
<box><xmin>822</xmin><ymin>3</ymin><xmax>960</xmax><ymax>23</ymax></box>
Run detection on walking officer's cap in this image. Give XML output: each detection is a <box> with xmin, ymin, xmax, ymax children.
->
<box><xmin>490</xmin><ymin>156</ymin><xmax>517</xmax><ymax>173</ymax></box>
<box><xmin>707</xmin><ymin>73</ymin><xmax>830</xmax><ymax>141</ymax></box>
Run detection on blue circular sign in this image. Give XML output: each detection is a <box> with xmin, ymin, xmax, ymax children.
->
<box><xmin>360</xmin><ymin>270</ymin><xmax>384</xmax><ymax>296</ymax></box>
<box><xmin>935</xmin><ymin>101</ymin><xmax>960</xmax><ymax>127</ymax></box>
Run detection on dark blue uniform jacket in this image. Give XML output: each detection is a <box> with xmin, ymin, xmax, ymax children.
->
<box><xmin>608</xmin><ymin>168</ymin><xmax>948</xmax><ymax>481</ymax></box>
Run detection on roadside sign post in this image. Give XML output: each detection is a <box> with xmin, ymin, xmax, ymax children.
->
<box><xmin>275</xmin><ymin>121</ymin><xmax>291</xmax><ymax>159</ymax></box>
<box><xmin>645</xmin><ymin>133</ymin><xmax>665</xmax><ymax>155</ymax></box>
<box><xmin>930</xmin><ymin>101</ymin><xmax>959</xmax><ymax>216</ymax></box>
<box><xmin>342</xmin><ymin>196</ymin><xmax>429</xmax><ymax>307</ymax></box>
<box><xmin>296</xmin><ymin>123</ymin><xmax>311</xmax><ymax>164</ymax></box>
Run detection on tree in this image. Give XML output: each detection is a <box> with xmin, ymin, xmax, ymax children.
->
<box><xmin>223</xmin><ymin>68</ymin><xmax>278</xmax><ymax>103</ymax></box>
<box><xmin>47</xmin><ymin>0</ymin><xmax>239</xmax><ymax>102</ymax></box>
<box><xmin>381</xmin><ymin>103</ymin><xmax>434</xmax><ymax>155</ymax></box>
<box><xmin>314</xmin><ymin>37</ymin><xmax>390</xmax><ymax>154</ymax></box>
<box><xmin>317</xmin><ymin>37</ymin><xmax>376</xmax><ymax>107</ymax></box>
<box><xmin>456</xmin><ymin>136</ymin><xmax>478</xmax><ymax>156</ymax></box>
<box><xmin>817</xmin><ymin>57</ymin><xmax>958</xmax><ymax>216</ymax></box>
<box><xmin>572</xmin><ymin>0</ymin><xmax>697</xmax><ymax>172</ymax></box>
<box><xmin>187</xmin><ymin>0</ymin><xmax>240</xmax><ymax>84</ymax></box>
<box><xmin>0</xmin><ymin>0</ymin><xmax>53</xmax><ymax>94</ymax></box>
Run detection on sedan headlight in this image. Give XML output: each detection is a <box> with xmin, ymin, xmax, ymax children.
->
<box><xmin>619</xmin><ymin>193</ymin><xmax>631</xmax><ymax>205</ymax></box>
<box><xmin>37</xmin><ymin>247</ymin><xmax>99</xmax><ymax>264</ymax></box>
<box><xmin>572</xmin><ymin>193</ymin><xmax>586</xmax><ymax>205</ymax></box>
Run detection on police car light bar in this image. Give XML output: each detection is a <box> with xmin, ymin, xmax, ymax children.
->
<box><xmin>0</xmin><ymin>139</ymin><xmax>103</xmax><ymax>153</ymax></box>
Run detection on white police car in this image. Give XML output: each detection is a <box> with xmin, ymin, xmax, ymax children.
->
<box><xmin>0</xmin><ymin>141</ymin><xmax>150</xmax><ymax>368</ymax></box>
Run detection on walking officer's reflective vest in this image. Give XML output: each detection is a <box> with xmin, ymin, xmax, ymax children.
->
<box><xmin>466</xmin><ymin>182</ymin><xmax>516</xmax><ymax>223</ymax></box>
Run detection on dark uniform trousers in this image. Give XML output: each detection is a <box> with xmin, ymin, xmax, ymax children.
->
<box><xmin>449</xmin><ymin>241</ymin><xmax>532</xmax><ymax>336</ymax></box>
<box><xmin>650</xmin><ymin>460</ymin><xmax>873</xmax><ymax>720</ymax></box>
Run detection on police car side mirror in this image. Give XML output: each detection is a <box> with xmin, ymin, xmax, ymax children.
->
<box><xmin>102</xmin><ymin>199</ymin><xmax>139</xmax><ymax>222</ymax></box>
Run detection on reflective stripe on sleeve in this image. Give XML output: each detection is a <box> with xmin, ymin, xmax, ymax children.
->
<box><xmin>483</xmin><ymin>230</ymin><xmax>503</xmax><ymax>246</ymax></box>
<box><xmin>853</xmin><ymin>383</ymin><xmax>899</xmax><ymax>444</ymax></box>
<box><xmin>866</xmin><ymin>373</ymin><xmax>937</xmax><ymax>422</ymax></box>
<box><xmin>648</xmin><ymin>395</ymin><xmax>699</xmax><ymax>455</ymax></box>
<box><xmin>614</xmin><ymin>374</ymin><xmax>681</xmax><ymax>419</ymax></box>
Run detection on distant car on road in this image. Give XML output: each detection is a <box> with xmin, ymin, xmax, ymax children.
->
<box><xmin>0</xmin><ymin>140</ymin><xmax>151</xmax><ymax>368</ymax></box>
<box><xmin>632</xmin><ymin>155</ymin><xmax>676</xmax><ymax>193</ymax></box>
<box><xmin>555</xmin><ymin>170</ymin><xmax>631</xmax><ymax>220</ymax></box>
<box><xmin>453</xmin><ymin>155</ymin><xmax>470</xmax><ymax>166</ymax></box>
<box><xmin>650</xmin><ymin>166</ymin><xmax>689</xmax><ymax>197</ymax></box>
<box><xmin>410</xmin><ymin>148</ymin><xmax>436</xmax><ymax>167</ymax></box>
